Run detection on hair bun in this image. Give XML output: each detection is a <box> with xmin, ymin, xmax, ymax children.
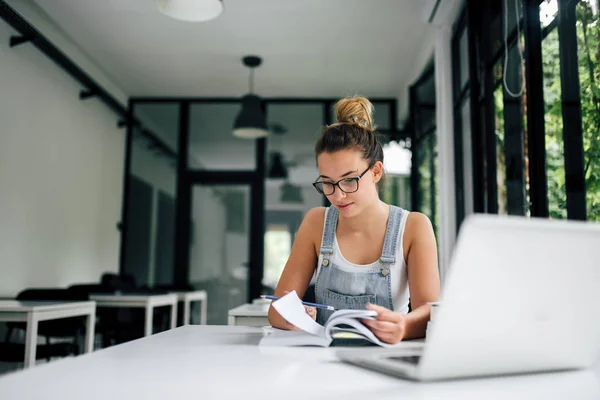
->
<box><xmin>334</xmin><ymin>96</ymin><xmax>376</xmax><ymax>131</ymax></box>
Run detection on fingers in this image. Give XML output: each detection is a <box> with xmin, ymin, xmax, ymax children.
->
<box><xmin>366</xmin><ymin>303</ymin><xmax>401</xmax><ymax>322</ymax></box>
<box><xmin>363</xmin><ymin>304</ymin><xmax>406</xmax><ymax>344</ymax></box>
<box><xmin>361</xmin><ymin>319</ymin><xmax>397</xmax><ymax>333</ymax></box>
<box><xmin>370</xmin><ymin>331</ymin><xmax>401</xmax><ymax>344</ymax></box>
<box><xmin>285</xmin><ymin>305</ymin><xmax>317</xmax><ymax>329</ymax></box>
<box><xmin>286</xmin><ymin>322</ymin><xmax>300</xmax><ymax>331</ymax></box>
<box><xmin>305</xmin><ymin>306</ymin><xmax>317</xmax><ymax>321</ymax></box>
<box><xmin>362</xmin><ymin>318</ymin><xmax>404</xmax><ymax>344</ymax></box>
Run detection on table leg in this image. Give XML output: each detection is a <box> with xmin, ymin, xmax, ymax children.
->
<box><xmin>200</xmin><ymin>298</ymin><xmax>207</xmax><ymax>325</ymax></box>
<box><xmin>24</xmin><ymin>312</ymin><xmax>39</xmax><ymax>368</ymax></box>
<box><xmin>84</xmin><ymin>308</ymin><xmax>96</xmax><ymax>353</ymax></box>
<box><xmin>144</xmin><ymin>304</ymin><xmax>153</xmax><ymax>336</ymax></box>
<box><xmin>227</xmin><ymin>315</ymin><xmax>235</xmax><ymax>326</ymax></box>
<box><xmin>183</xmin><ymin>300</ymin><xmax>190</xmax><ymax>326</ymax></box>
<box><xmin>170</xmin><ymin>301</ymin><xmax>177</xmax><ymax>330</ymax></box>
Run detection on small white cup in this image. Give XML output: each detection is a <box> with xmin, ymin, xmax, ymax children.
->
<box><xmin>428</xmin><ymin>301</ymin><xmax>440</xmax><ymax>322</ymax></box>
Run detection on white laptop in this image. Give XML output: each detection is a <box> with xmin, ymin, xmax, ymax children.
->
<box><xmin>338</xmin><ymin>214</ymin><xmax>600</xmax><ymax>381</ymax></box>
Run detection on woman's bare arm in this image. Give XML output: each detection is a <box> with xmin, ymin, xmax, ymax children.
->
<box><xmin>267</xmin><ymin>207</ymin><xmax>324</xmax><ymax>329</ymax></box>
<box><xmin>403</xmin><ymin>212</ymin><xmax>441</xmax><ymax>339</ymax></box>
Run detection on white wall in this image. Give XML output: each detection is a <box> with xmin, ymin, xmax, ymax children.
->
<box><xmin>0</xmin><ymin>22</ymin><xmax>125</xmax><ymax>296</ymax></box>
<box><xmin>4</xmin><ymin>0</ymin><xmax>128</xmax><ymax>106</ymax></box>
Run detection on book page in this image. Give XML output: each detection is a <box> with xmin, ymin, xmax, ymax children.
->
<box><xmin>328</xmin><ymin>309</ymin><xmax>377</xmax><ymax>323</ymax></box>
<box><xmin>271</xmin><ymin>291</ymin><xmax>325</xmax><ymax>337</ymax></box>
<box><xmin>259</xmin><ymin>329</ymin><xmax>331</xmax><ymax>347</ymax></box>
<box><xmin>323</xmin><ymin>317</ymin><xmax>389</xmax><ymax>346</ymax></box>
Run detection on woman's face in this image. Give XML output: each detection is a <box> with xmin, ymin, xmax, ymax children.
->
<box><xmin>316</xmin><ymin>149</ymin><xmax>382</xmax><ymax>217</ymax></box>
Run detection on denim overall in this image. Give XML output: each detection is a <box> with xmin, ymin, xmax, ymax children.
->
<box><xmin>314</xmin><ymin>205</ymin><xmax>405</xmax><ymax>325</ymax></box>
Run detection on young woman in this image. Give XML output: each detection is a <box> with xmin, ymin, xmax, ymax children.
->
<box><xmin>267</xmin><ymin>96</ymin><xmax>440</xmax><ymax>344</ymax></box>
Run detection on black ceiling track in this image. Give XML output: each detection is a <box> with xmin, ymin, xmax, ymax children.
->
<box><xmin>0</xmin><ymin>1</ymin><xmax>176</xmax><ymax>160</ymax></box>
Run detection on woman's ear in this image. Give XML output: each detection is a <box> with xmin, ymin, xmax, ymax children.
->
<box><xmin>372</xmin><ymin>161</ymin><xmax>384</xmax><ymax>183</ymax></box>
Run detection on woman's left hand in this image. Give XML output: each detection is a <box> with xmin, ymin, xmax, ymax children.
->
<box><xmin>361</xmin><ymin>303</ymin><xmax>406</xmax><ymax>344</ymax></box>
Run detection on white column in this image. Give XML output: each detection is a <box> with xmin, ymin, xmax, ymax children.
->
<box><xmin>434</xmin><ymin>24</ymin><xmax>457</xmax><ymax>287</ymax></box>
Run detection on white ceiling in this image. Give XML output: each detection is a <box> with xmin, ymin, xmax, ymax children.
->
<box><xmin>32</xmin><ymin>0</ymin><xmax>436</xmax><ymax>98</ymax></box>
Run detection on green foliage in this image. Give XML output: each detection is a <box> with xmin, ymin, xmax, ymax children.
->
<box><xmin>539</xmin><ymin>1</ymin><xmax>599</xmax><ymax>220</ymax></box>
<box><xmin>542</xmin><ymin>27</ymin><xmax>568</xmax><ymax>219</ymax></box>
<box><xmin>492</xmin><ymin>1</ymin><xmax>598</xmax><ymax>221</ymax></box>
<box><xmin>576</xmin><ymin>1</ymin><xmax>600</xmax><ymax>221</ymax></box>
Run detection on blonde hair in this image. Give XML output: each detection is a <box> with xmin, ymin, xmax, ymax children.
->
<box><xmin>333</xmin><ymin>95</ymin><xmax>376</xmax><ymax>131</ymax></box>
<box><xmin>315</xmin><ymin>95</ymin><xmax>383</xmax><ymax>168</ymax></box>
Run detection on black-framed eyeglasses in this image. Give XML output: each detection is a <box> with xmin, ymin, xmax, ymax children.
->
<box><xmin>312</xmin><ymin>163</ymin><xmax>373</xmax><ymax>196</ymax></box>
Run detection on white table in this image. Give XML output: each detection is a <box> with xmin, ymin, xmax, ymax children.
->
<box><xmin>0</xmin><ymin>325</ymin><xmax>598</xmax><ymax>399</ymax></box>
<box><xmin>171</xmin><ymin>290</ymin><xmax>207</xmax><ymax>325</ymax></box>
<box><xmin>89</xmin><ymin>294</ymin><xmax>178</xmax><ymax>336</ymax></box>
<box><xmin>227</xmin><ymin>302</ymin><xmax>270</xmax><ymax>327</ymax></box>
<box><xmin>0</xmin><ymin>300</ymin><xmax>96</xmax><ymax>368</ymax></box>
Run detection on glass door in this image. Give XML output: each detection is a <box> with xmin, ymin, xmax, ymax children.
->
<box><xmin>188</xmin><ymin>184</ymin><xmax>250</xmax><ymax>325</ymax></box>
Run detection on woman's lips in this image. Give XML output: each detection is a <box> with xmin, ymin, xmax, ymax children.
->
<box><xmin>337</xmin><ymin>203</ymin><xmax>353</xmax><ymax>210</ymax></box>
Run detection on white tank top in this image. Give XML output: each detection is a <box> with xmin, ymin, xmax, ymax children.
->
<box><xmin>315</xmin><ymin>207</ymin><xmax>411</xmax><ymax>313</ymax></box>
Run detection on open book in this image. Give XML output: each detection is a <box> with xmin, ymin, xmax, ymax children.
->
<box><xmin>259</xmin><ymin>291</ymin><xmax>422</xmax><ymax>349</ymax></box>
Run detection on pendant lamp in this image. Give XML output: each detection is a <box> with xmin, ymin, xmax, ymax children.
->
<box><xmin>268</xmin><ymin>123</ymin><xmax>288</xmax><ymax>179</ymax></box>
<box><xmin>233</xmin><ymin>56</ymin><xmax>268</xmax><ymax>139</ymax></box>
<box><xmin>268</xmin><ymin>153</ymin><xmax>288</xmax><ymax>179</ymax></box>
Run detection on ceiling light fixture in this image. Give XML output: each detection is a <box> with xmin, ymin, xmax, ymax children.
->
<box><xmin>268</xmin><ymin>123</ymin><xmax>288</xmax><ymax>179</ymax></box>
<box><xmin>156</xmin><ymin>0</ymin><xmax>224</xmax><ymax>22</ymax></box>
<box><xmin>269</xmin><ymin>153</ymin><xmax>288</xmax><ymax>179</ymax></box>
<box><xmin>233</xmin><ymin>55</ymin><xmax>268</xmax><ymax>139</ymax></box>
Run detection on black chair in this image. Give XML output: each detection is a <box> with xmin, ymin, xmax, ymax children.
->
<box><xmin>100</xmin><ymin>272</ymin><xmax>137</xmax><ymax>292</ymax></box>
<box><xmin>152</xmin><ymin>283</ymin><xmax>194</xmax><ymax>292</ymax></box>
<box><xmin>0</xmin><ymin>342</ymin><xmax>78</xmax><ymax>363</ymax></box>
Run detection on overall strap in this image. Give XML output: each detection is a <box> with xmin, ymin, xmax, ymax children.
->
<box><xmin>319</xmin><ymin>207</ymin><xmax>339</xmax><ymax>256</ymax></box>
<box><xmin>380</xmin><ymin>206</ymin><xmax>404</xmax><ymax>264</ymax></box>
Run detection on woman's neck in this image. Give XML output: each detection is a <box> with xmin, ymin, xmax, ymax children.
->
<box><xmin>338</xmin><ymin>199</ymin><xmax>389</xmax><ymax>234</ymax></box>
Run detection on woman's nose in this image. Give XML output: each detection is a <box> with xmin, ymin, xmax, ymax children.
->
<box><xmin>330</xmin><ymin>188</ymin><xmax>347</xmax><ymax>202</ymax></box>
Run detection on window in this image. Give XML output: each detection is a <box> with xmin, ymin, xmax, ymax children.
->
<box><xmin>576</xmin><ymin>0</ymin><xmax>600</xmax><ymax>221</ymax></box>
<box><xmin>263</xmin><ymin>225</ymin><xmax>292</xmax><ymax>289</ymax></box>
<box><xmin>540</xmin><ymin>0</ymin><xmax>568</xmax><ymax>219</ymax></box>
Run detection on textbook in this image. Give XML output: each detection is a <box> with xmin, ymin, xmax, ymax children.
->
<box><xmin>259</xmin><ymin>291</ymin><xmax>422</xmax><ymax>349</ymax></box>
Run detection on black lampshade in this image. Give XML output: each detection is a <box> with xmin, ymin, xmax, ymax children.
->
<box><xmin>233</xmin><ymin>94</ymin><xmax>268</xmax><ymax>139</ymax></box>
<box><xmin>268</xmin><ymin>152</ymin><xmax>288</xmax><ymax>179</ymax></box>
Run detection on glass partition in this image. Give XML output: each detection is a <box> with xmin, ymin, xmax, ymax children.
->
<box><xmin>123</xmin><ymin>103</ymin><xmax>179</xmax><ymax>288</ymax></box>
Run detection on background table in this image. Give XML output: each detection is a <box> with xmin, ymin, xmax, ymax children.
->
<box><xmin>0</xmin><ymin>300</ymin><xmax>96</xmax><ymax>368</ymax></box>
<box><xmin>89</xmin><ymin>294</ymin><xmax>177</xmax><ymax>336</ymax></box>
<box><xmin>171</xmin><ymin>290</ymin><xmax>207</xmax><ymax>325</ymax></box>
<box><xmin>0</xmin><ymin>325</ymin><xmax>598</xmax><ymax>399</ymax></box>
<box><xmin>227</xmin><ymin>302</ymin><xmax>269</xmax><ymax>327</ymax></box>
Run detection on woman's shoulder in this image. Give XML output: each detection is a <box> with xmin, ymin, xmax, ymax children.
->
<box><xmin>303</xmin><ymin>206</ymin><xmax>327</xmax><ymax>229</ymax></box>
<box><xmin>300</xmin><ymin>207</ymin><xmax>328</xmax><ymax>255</ymax></box>
<box><xmin>403</xmin><ymin>211</ymin><xmax>435</xmax><ymax>250</ymax></box>
<box><xmin>404</xmin><ymin>211</ymin><xmax>434</xmax><ymax>232</ymax></box>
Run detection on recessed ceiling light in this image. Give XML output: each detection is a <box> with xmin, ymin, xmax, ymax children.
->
<box><xmin>156</xmin><ymin>0</ymin><xmax>224</xmax><ymax>22</ymax></box>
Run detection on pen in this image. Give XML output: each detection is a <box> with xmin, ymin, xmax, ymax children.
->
<box><xmin>260</xmin><ymin>295</ymin><xmax>336</xmax><ymax>311</ymax></box>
